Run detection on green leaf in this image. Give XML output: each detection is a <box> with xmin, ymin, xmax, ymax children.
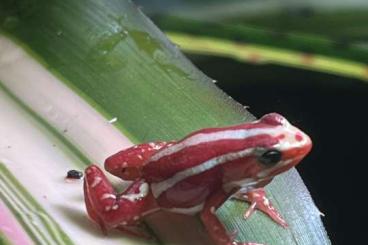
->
<box><xmin>0</xmin><ymin>85</ymin><xmax>156</xmax><ymax>245</ymax></box>
<box><xmin>0</xmin><ymin>163</ymin><xmax>73</xmax><ymax>245</ymax></box>
<box><xmin>0</xmin><ymin>231</ymin><xmax>13</xmax><ymax>245</ymax></box>
<box><xmin>0</xmin><ymin>0</ymin><xmax>330</xmax><ymax>244</ymax></box>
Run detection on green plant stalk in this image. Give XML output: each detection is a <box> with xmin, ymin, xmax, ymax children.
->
<box><xmin>0</xmin><ymin>0</ymin><xmax>329</xmax><ymax>244</ymax></box>
<box><xmin>167</xmin><ymin>32</ymin><xmax>368</xmax><ymax>82</ymax></box>
<box><xmin>154</xmin><ymin>16</ymin><xmax>368</xmax><ymax>65</ymax></box>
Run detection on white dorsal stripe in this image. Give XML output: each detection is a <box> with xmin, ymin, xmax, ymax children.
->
<box><xmin>151</xmin><ymin>148</ymin><xmax>255</xmax><ymax>198</ymax></box>
<box><xmin>149</xmin><ymin>127</ymin><xmax>282</xmax><ymax>162</ymax></box>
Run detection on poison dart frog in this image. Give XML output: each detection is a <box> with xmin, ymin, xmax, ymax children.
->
<box><xmin>83</xmin><ymin>113</ymin><xmax>312</xmax><ymax>245</ymax></box>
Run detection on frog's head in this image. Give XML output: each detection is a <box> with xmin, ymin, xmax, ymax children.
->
<box><xmin>253</xmin><ymin>113</ymin><xmax>312</xmax><ymax>178</ymax></box>
<box><xmin>223</xmin><ymin>113</ymin><xmax>312</xmax><ymax>188</ymax></box>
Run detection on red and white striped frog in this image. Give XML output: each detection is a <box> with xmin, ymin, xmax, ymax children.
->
<box><xmin>83</xmin><ymin>113</ymin><xmax>312</xmax><ymax>245</ymax></box>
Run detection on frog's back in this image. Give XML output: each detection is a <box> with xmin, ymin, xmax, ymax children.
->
<box><xmin>141</xmin><ymin>121</ymin><xmax>275</xmax><ymax>183</ymax></box>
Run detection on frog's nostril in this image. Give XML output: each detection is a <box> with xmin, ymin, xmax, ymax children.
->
<box><xmin>295</xmin><ymin>133</ymin><xmax>304</xmax><ymax>142</ymax></box>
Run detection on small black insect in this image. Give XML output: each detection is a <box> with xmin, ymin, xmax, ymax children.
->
<box><xmin>66</xmin><ymin>169</ymin><xmax>83</xmax><ymax>179</ymax></box>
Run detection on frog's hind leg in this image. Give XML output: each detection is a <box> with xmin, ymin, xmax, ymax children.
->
<box><xmin>104</xmin><ymin>141</ymin><xmax>175</xmax><ymax>180</ymax></box>
<box><xmin>200</xmin><ymin>190</ymin><xmax>264</xmax><ymax>245</ymax></box>
<box><xmin>84</xmin><ymin>164</ymin><xmax>159</xmax><ymax>237</ymax></box>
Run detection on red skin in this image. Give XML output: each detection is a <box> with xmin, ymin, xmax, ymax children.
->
<box><xmin>83</xmin><ymin>113</ymin><xmax>312</xmax><ymax>245</ymax></box>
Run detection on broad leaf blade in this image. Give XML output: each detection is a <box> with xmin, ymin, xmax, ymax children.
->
<box><xmin>0</xmin><ymin>0</ymin><xmax>329</xmax><ymax>244</ymax></box>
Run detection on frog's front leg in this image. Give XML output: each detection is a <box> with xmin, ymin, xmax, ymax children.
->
<box><xmin>84</xmin><ymin>165</ymin><xmax>159</xmax><ymax>237</ymax></box>
<box><xmin>200</xmin><ymin>190</ymin><xmax>264</xmax><ymax>245</ymax></box>
<box><xmin>105</xmin><ymin>141</ymin><xmax>175</xmax><ymax>180</ymax></box>
<box><xmin>233</xmin><ymin>188</ymin><xmax>287</xmax><ymax>228</ymax></box>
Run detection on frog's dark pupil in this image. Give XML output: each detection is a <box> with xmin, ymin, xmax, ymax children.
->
<box><xmin>259</xmin><ymin>150</ymin><xmax>282</xmax><ymax>166</ymax></box>
<box><xmin>66</xmin><ymin>169</ymin><xmax>83</xmax><ymax>179</ymax></box>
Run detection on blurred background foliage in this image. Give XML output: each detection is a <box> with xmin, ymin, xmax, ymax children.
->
<box><xmin>134</xmin><ymin>1</ymin><xmax>368</xmax><ymax>244</ymax></box>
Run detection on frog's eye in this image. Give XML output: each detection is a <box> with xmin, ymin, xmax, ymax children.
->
<box><xmin>258</xmin><ymin>149</ymin><xmax>282</xmax><ymax>166</ymax></box>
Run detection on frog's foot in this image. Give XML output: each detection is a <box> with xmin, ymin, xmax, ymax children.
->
<box><xmin>83</xmin><ymin>164</ymin><xmax>159</xmax><ymax>235</ymax></box>
<box><xmin>233</xmin><ymin>188</ymin><xmax>287</xmax><ymax>228</ymax></box>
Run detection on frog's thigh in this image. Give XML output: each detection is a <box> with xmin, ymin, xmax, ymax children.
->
<box><xmin>84</xmin><ymin>165</ymin><xmax>159</xmax><ymax>229</ymax></box>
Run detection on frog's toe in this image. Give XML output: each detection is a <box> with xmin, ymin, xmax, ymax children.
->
<box><xmin>234</xmin><ymin>188</ymin><xmax>288</xmax><ymax>228</ymax></box>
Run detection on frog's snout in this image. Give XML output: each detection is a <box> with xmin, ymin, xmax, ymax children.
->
<box><xmin>283</xmin><ymin>130</ymin><xmax>312</xmax><ymax>165</ymax></box>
